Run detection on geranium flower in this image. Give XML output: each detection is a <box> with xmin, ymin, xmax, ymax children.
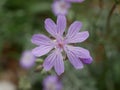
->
<box><xmin>43</xmin><ymin>75</ymin><xmax>62</xmax><ymax>90</ymax></box>
<box><xmin>52</xmin><ymin>0</ymin><xmax>84</xmax><ymax>15</ymax></box>
<box><xmin>31</xmin><ymin>15</ymin><xmax>92</xmax><ymax>75</ymax></box>
<box><xmin>20</xmin><ymin>50</ymin><xmax>36</xmax><ymax>69</ymax></box>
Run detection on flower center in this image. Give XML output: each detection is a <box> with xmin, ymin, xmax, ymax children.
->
<box><xmin>53</xmin><ymin>37</ymin><xmax>66</xmax><ymax>50</ymax></box>
<box><xmin>55</xmin><ymin>39</ymin><xmax>65</xmax><ymax>50</ymax></box>
<box><xmin>60</xmin><ymin>2</ymin><xmax>67</xmax><ymax>9</ymax></box>
<box><xmin>58</xmin><ymin>42</ymin><xmax>64</xmax><ymax>48</ymax></box>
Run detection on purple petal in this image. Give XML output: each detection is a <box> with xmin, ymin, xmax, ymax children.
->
<box><xmin>31</xmin><ymin>34</ymin><xmax>53</xmax><ymax>45</ymax></box>
<box><xmin>66</xmin><ymin>0</ymin><xmax>84</xmax><ymax>3</ymax></box>
<box><xmin>80</xmin><ymin>57</ymin><xmax>93</xmax><ymax>64</ymax></box>
<box><xmin>52</xmin><ymin>0</ymin><xmax>71</xmax><ymax>16</ymax></box>
<box><xmin>32</xmin><ymin>45</ymin><xmax>53</xmax><ymax>57</ymax></box>
<box><xmin>65</xmin><ymin>45</ymin><xmax>92</xmax><ymax>59</ymax></box>
<box><xmin>64</xmin><ymin>46</ymin><xmax>83</xmax><ymax>69</ymax></box>
<box><xmin>43</xmin><ymin>75</ymin><xmax>62</xmax><ymax>90</ymax></box>
<box><xmin>54</xmin><ymin>50</ymin><xmax>64</xmax><ymax>75</ymax></box>
<box><xmin>45</xmin><ymin>18</ymin><xmax>57</xmax><ymax>37</ymax></box>
<box><xmin>66</xmin><ymin>21</ymin><xmax>82</xmax><ymax>38</ymax></box>
<box><xmin>43</xmin><ymin>51</ymin><xmax>57</xmax><ymax>71</ymax></box>
<box><xmin>43</xmin><ymin>50</ymin><xmax>64</xmax><ymax>75</ymax></box>
<box><xmin>20</xmin><ymin>50</ymin><xmax>36</xmax><ymax>69</ymax></box>
<box><xmin>65</xmin><ymin>31</ymin><xmax>89</xmax><ymax>43</ymax></box>
<box><xmin>57</xmin><ymin>15</ymin><xmax>66</xmax><ymax>36</ymax></box>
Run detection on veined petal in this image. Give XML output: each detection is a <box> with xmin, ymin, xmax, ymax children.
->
<box><xmin>45</xmin><ymin>18</ymin><xmax>57</xmax><ymax>37</ymax></box>
<box><xmin>43</xmin><ymin>51</ymin><xmax>57</xmax><ymax>71</ymax></box>
<box><xmin>65</xmin><ymin>45</ymin><xmax>92</xmax><ymax>59</ymax></box>
<box><xmin>66</xmin><ymin>21</ymin><xmax>82</xmax><ymax>38</ymax></box>
<box><xmin>43</xmin><ymin>50</ymin><xmax>64</xmax><ymax>75</ymax></box>
<box><xmin>66</xmin><ymin>0</ymin><xmax>84</xmax><ymax>3</ymax></box>
<box><xmin>54</xmin><ymin>50</ymin><xmax>64</xmax><ymax>75</ymax></box>
<box><xmin>64</xmin><ymin>46</ymin><xmax>83</xmax><ymax>69</ymax></box>
<box><xmin>65</xmin><ymin>31</ymin><xmax>89</xmax><ymax>43</ymax></box>
<box><xmin>32</xmin><ymin>45</ymin><xmax>53</xmax><ymax>57</ymax></box>
<box><xmin>57</xmin><ymin>15</ymin><xmax>66</xmax><ymax>35</ymax></box>
<box><xmin>31</xmin><ymin>34</ymin><xmax>53</xmax><ymax>45</ymax></box>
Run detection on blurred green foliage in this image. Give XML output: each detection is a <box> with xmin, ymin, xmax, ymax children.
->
<box><xmin>0</xmin><ymin>0</ymin><xmax>120</xmax><ymax>90</ymax></box>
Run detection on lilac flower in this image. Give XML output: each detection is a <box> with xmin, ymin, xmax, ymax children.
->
<box><xmin>52</xmin><ymin>0</ymin><xmax>84</xmax><ymax>15</ymax></box>
<box><xmin>52</xmin><ymin>0</ymin><xmax>71</xmax><ymax>16</ymax></box>
<box><xmin>43</xmin><ymin>75</ymin><xmax>62</xmax><ymax>90</ymax></box>
<box><xmin>31</xmin><ymin>15</ymin><xmax>93</xmax><ymax>75</ymax></box>
<box><xmin>20</xmin><ymin>50</ymin><xmax>36</xmax><ymax>69</ymax></box>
